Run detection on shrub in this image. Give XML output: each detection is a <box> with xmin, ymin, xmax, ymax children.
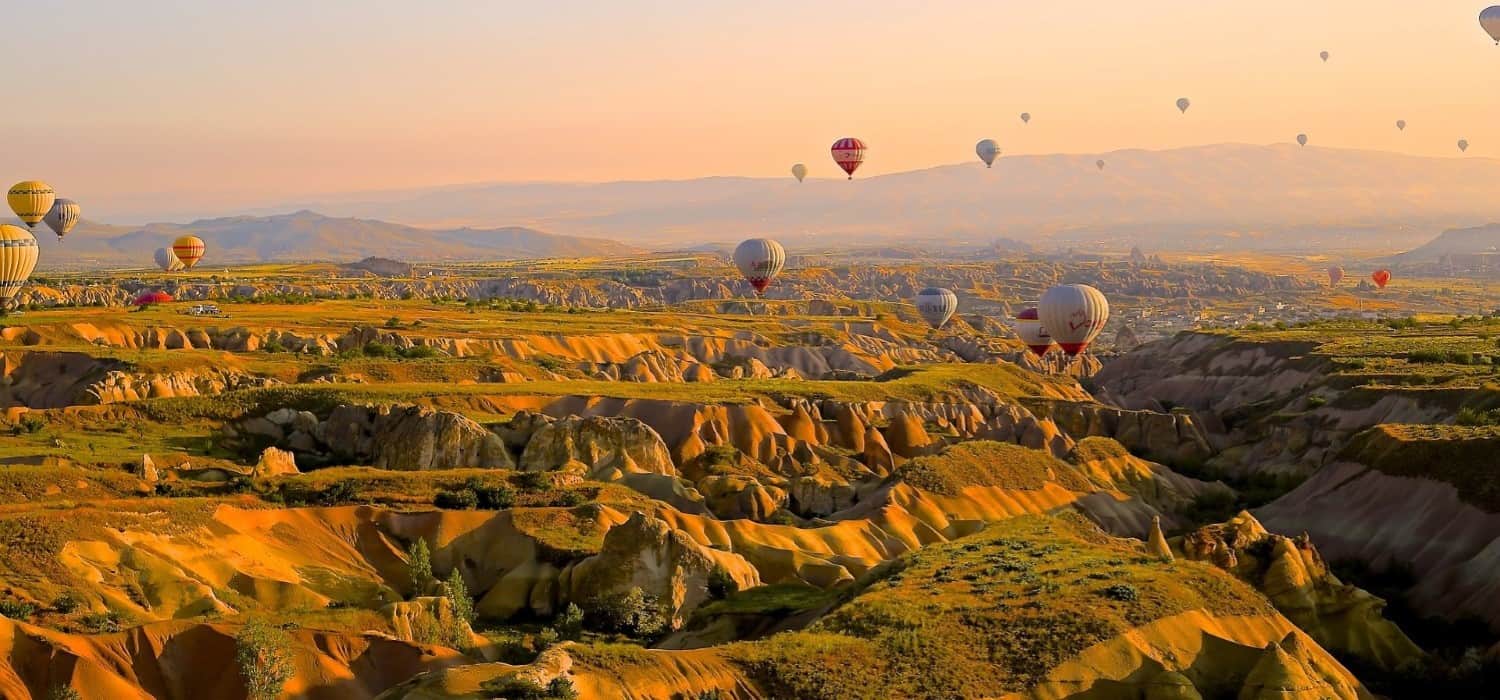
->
<box><xmin>467</xmin><ymin>479</ymin><xmax>516</xmax><ymax>509</ymax></box>
<box><xmin>517</xmin><ymin>471</ymin><xmax>551</xmax><ymax>492</ymax></box>
<box><xmin>399</xmin><ymin>345</ymin><xmax>439</xmax><ymax>359</ymax></box>
<box><xmin>434</xmin><ymin>488</ymin><xmax>480</xmax><ymax>510</ymax></box>
<box><xmin>79</xmin><ymin>611</ymin><xmax>120</xmax><ymax>633</ymax></box>
<box><xmin>707</xmin><ymin>565</ymin><xmax>739</xmax><ymax>600</ymax></box>
<box><xmin>444</xmin><ymin>568</ymin><xmax>474</xmax><ymax>650</ymax></box>
<box><xmin>46</xmin><ymin>687</ymin><xmax>81</xmax><ymax>700</ymax></box>
<box><xmin>407</xmin><ymin>538</ymin><xmax>435</xmax><ymax>596</ymax></box>
<box><xmin>480</xmin><ymin>676</ymin><xmax>578</xmax><ymax>699</ymax></box>
<box><xmin>236</xmin><ymin>617</ymin><xmax>295</xmax><ymax>700</ymax></box>
<box><xmin>585</xmin><ymin>587</ymin><xmax>668</xmax><ymax>639</ymax></box>
<box><xmin>1100</xmin><ymin>584</ymin><xmax>1139</xmax><ymax>602</ymax></box>
<box><xmin>384</xmin><ymin>316</ymin><xmax>403</xmax><ymax>328</ymax></box>
<box><xmin>536</xmin><ymin>626</ymin><xmax>560</xmax><ymax>650</ymax></box>
<box><xmin>17</xmin><ymin>415</ymin><xmax>45</xmax><ymax>434</ymax></box>
<box><xmin>1456</xmin><ymin>407</ymin><xmax>1500</xmax><ymax>427</ymax></box>
<box><xmin>0</xmin><ymin>599</ymin><xmax>36</xmax><ymax>620</ymax></box>
<box><xmin>555</xmin><ymin>603</ymin><xmax>584</xmax><ymax>641</ymax></box>
<box><xmin>362</xmin><ymin>341</ymin><xmax>395</xmax><ymax>358</ymax></box>
<box><xmin>51</xmin><ymin>591</ymin><xmax>80</xmax><ymax>614</ymax></box>
<box><xmin>1306</xmin><ymin>395</ymin><xmax>1327</xmax><ymax>408</ymax></box>
<box><xmin>317</xmin><ymin>480</ymin><xmax>359</xmax><ymax>505</ymax></box>
<box><xmin>552</xmin><ymin>490</ymin><xmax>587</xmax><ymax>507</ymax></box>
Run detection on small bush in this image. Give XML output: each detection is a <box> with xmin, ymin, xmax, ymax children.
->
<box><xmin>362</xmin><ymin>341</ymin><xmax>395</xmax><ymax>358</ymax></box>
<box><xmin>0</xmin><ymin>599</ymin><xmax>37</xmax><ymax>620</ymax></box>
<box><xmin>707</xmin><ymin>565</ymin><xmax>739</xmax><ymax>600</ymax></box>
<box><xmin>79</xmin><ymin>611</ymin><xmax>121</xmax><ymax>633</ymax></box>
<box><xmin>481</xmin><ymin>676</ymin><xmax>578</xmax><ymax>699</ymax></box>
<box><xmin>1100</xmin><ymin>584</ymin><xmax>1139</xmax><ymax>602</ymax></box>
<box><xmin>51</xmin><ymin>592</ymin><xmax>80</xmax><ymax>614</ymax></box>
<box><xmin>552</xmin><ymin>490</ymin><xmax>587</xmax><ymax>507</ymax></box>
<box><xmin>585</xmin><ymin>587</ymin><xmax>668</xmax><ymax>639</ymax></box>
<box><xmin>384</xmin><ymin>316</ymin><xmax>403</xmax><ymax>328</ymax></box>
<box><xmin>517</xmin><ymin>471</ymin><xmax>551</xmax><ymax>492</ymax></box>
<box><xmin>555</xmin><ymin>603</ymin><xmax>584</xmax><ymax>641</ymax></box>
<box><xmin>46</xmin><ymin>687</ymin><xmax>81</xmax><ymax>700</ymax></box>
<box><xmin>17</xmin><ymin>415</ymin><xmax>45</xmax><ymax>434</ymax></box>
<box><xmin>434</xmin><ymin>488</ymin><xmax>480</xmax><ymax>510</ymax></box>
<box><xmin>465</xmin><ymin>478</ymin><xmax>515</xmax><ymax>509</ymax></box>
<box><xmin>236</xmin><ymin>617</ymin><xmax>295</xmax><ymax>700</ymax></box>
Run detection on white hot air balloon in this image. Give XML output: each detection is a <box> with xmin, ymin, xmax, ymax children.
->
<box><xmin>975</xmin><ymin>139</ymin><xmax>1000</xmax><ymax>168</ymax></box>
<box><xmin>155</xmin><ymin>247</ymin><xmax>184</xmax><ymax>272</ymax></box>
<box><xmin>732</xmin><ymin>238</ymin><xmax>786</xmax><ymax>296</ymax></box>
<box><xmin>1176</xmin><ymin>97</ymin><xmax>1191</xmax><ymax>114</ymax></box>
<box><xmin>43</xmin><ymin>199</ymin><xmax>81</xmax><ymax>241</ymax></box>
<box><xmin>1038</xmin><ymin>284</ymin><xmax>1110</xmax><ymax>357</ymax></box>
<box><xmin>1458</xmin><ymin>138</ymin><xmax>1470</xmax><ymax>153</ymax></box>
<box><xmin>1014</xmin><ymin>307</ymin><xmax>1053</xmax><ymax>357</ymax></box>
<box><xmin>914</xmin><ymin>287</ymin><xmax>958</xmax><ymax>329</ymax></box>
<box><xmin>1296</xmin><ymin>133</ymin><xmax>1308</xmax><ymax>147</ymax></box>
<box><xmin>1482</xmin><ymin>6</ymin><xmax>1500</xmax><ymax>44</ymax></box>
<box><xmin>791</xmin><ymin>163</ymin><xmax>807</xmax><ymax>182</ymax></box>
<box><xmin>1395</xmin><ymin>119</ymin><xmax>1406</xmax><ymax>131</ymax></box>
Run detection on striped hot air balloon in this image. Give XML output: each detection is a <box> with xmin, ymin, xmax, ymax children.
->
<box><xmin>7</xmin><ymin>181</ymin><xmax>55</xmax><ymax>229</ymax></box>
<box><xmin>1039</xmin><ymin>284</ymin><xmax>1110</xmax><ymax>357</ymax></box>
<box><xmin>172</xmin><ymin>235</ymin><xmax>205</xmax><ymax>269</ymax></box>
<box><xmin>914</xmin><ymin>287</ymin><xmax>958</xmax><ymax>329</ymax></box>
<box><xmin>830</xmin><ymin>137</ymin><xmax>866</xmax><ymax>179</ymax></box>
<box><xmin>733</xmin><ymin>238</ymin><xmax>786</xmax><ymax>295</ymax></box>
<box><xmin>44</xmin><ymin>199</ymin><xmax>81</xmax><ymax>241</ymax></box>
<box><xmin>0</xmin><ymin>225</ymin><xmax>39</xmax><ymax>311</ymax></box>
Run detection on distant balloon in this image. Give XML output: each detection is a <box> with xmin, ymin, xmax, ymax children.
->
<box><xmin>1458</xmin><ymin>138</ymin><xmax>1470</xmax><ymax>153</ymax></box>
<box><xmin>1014</xmin><ymin>307</ymin><xmax>1054</xmax><ymax>357</ymax></box>
<box><xmin>914</xmin><ymin>287</ymin><xmax>958</xmax><ymax>329</ymax></box>
<box><xmin>154</xmin><ymin>247</ymin><xmax>183</xmax><ymax>272</ymax></box>
<box><xmin>43</xmin><ymin>199</ymin><xmax>80</xmax><ymax>241</ymax></box>
<box><xmin>132</xmin><ymin>290</ymin><xmax>174</xmax><ymax>307</ymax></box>
<box><xmin>733</xmin><ymin>238</ymin><xmax>786</xmax><ymax>296</ymax></box>
<box><xmin>1039</xmin><ymin>284</ymin><xmax>1110</xmax><ymax>357</ymax></box>
<box><xmin>1482</xmin><ymin>6</ymin><xmax>1500</xmax><ymax>44</ymax></box>
<box><xmin>791</xmin><ymin>163</ymin><xmax>807</xmax><ymax>183</ymax></box>
<box><xmin>1176</xmin><ymin>97</ymin><xmax>1191</xmax><ymax>114</ymax></box>
<box><xmin>1020</xmin><ymin>112</ymin><xmax>1031</xmax><ymax>125</ymax></box>
<box><xmin>1296</xmin><ymin>133</ymin><xmax>1308</xmax><ymax>147</ymax></box>
<box><xmin>1319</xmin><ymin>50</ymin><xmax>1329</xmax><ymax>62</ymax></box>
<box><xmin>1327</xmin><ymin>266</ymin><xmax>1344</xmax><ymax>287</ymax></box>
<box><xmin>830</xmin><ymin>137</ymin><xmax>866</xmax><ymax>179</ymax></box>
<box><xmin>975</xmin><ymin>139</ymin><xmax>1000</xmax><ymax>168</ymax></box>
<box><xmin>0</xmin><ymin>225</ymin><xmax>39</xmax><ymax>311</ymax></box>
<box><xmin>1096</xmin><ymin>159</ymin><xmax>1106</xmax><ymax>171</ymax></box>
<box><xmin>1371</xmin><ymin>269</ymin><xmax>1391</xmax><ymax>289</ymax></box>
<box><xmin>7</xmin><ymin>181</ymin><xmax>55</xmax><ymax>229</ymax></box>
<box><xmin>1395</xmin><ymin>119</ymin><xmax>1406</xmax><ymax>131</ymax></box>
<box><xmin>172</xmin><ymin>235</ymin><xmax>205</xmax><ymax>269</ymax></box>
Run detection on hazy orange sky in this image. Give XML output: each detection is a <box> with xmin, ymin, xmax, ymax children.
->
<box><xmin>4</xmin><ymin>1</ymin><xmax>1498</xmax><ymax>220</ymax></box>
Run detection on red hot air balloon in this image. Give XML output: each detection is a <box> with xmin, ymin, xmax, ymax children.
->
<box><xmin>1371</xmin><ymin>269</ymin><xmax>1391</xmax><ymax>289</ymax></box>
<box><xmin>1014</xmin><ymin>307</ymin><xmax>1054</xmax><ymax>357</ymax></box>
<box><xmin>132</xmin><ymin>291</ymin><xmax>174</xmax><ymax>307</ymax></box>
<box><xmin>830</xmin><ymin>137</ymin><xmax>866</xmax><ymax>179</ymax></box>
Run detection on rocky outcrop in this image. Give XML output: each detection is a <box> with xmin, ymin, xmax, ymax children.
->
<box><xmin>1032</xmin><ymin>400</ymin><xmax>1214</xmax><ymax>468</ymax></box>
<box><xmin>521</xmin><ymin>416</ymin><xmax>676</xmax><ymax>480</ymax></box>
<box><xmin>223</xmin><ymin>403</ymin><xmax>513</xmax><ymax>470</ymax></box>
<box><xmin>253</xmin><ymin>447</ymin><xmax>299</xmax><ymax>477</ymax></box>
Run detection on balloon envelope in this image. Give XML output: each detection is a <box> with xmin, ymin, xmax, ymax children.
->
<box><xmin>172</xmin><ymin>235</ymin><xmax>205</xmax><ymax>269</ymax></box>
<box><xmin>0</xmin><ymin>224</ymin><xmax>39</xmax><ymax>308</ymax></box>
<box><xmin>1014</xmin><ymin>307</ymin><xmax>1053</xmax><ymax>356</ymax></box>
<box><xmin>1327</xmin><ymin>266</ymin><xmax>1344</xmax><ymax>287</ymax></box>
<box><xmin>975</xmin><ymin>139</ymin><xmax>1000</xmax><ymax>168</ymax></box>
<box><xmin>1176</xmin><ymin>98</ymin><xmax>1191</xmax><ymax>113</ymax></box>
<box><xmin>1296</xmin><ymin>134</ymin><xmax>1308</xmax><ymax>146</ymax></box>
<box><xmin>1396</xmin><ymin>120</ymin><xmax>1406</xmax><ymax>131</ymax></box>
<box><xmin>914</xmin><ymin>287</ymin><xmax>958</xmax><ymax>329</ymax></box>
<box><xmin>791</xmin><ymin>163</ymin><xmax>807</xmax><ymax>182</ymax></box>
<box><xmin>133</xmin><ymin>291</ymin><xmax>173</xmax><ymax>307</ymax></box>
<box><xmin>1482</xmin><ymin>6</ymin><xmax>1500</xmax><ymax>43</ymax></box>
<box><xmin>830</xmin><ymin>137</ymin><xmax>866</xmax><ymax>179</ymax></box>
<box><xmin>1371</xmin><ymin>269</ymin><xmax>1391</xmax><ymax>289</ymax></box>
<box><xmin>1319</xmin><ymin>51</ymin><xmax>1329</xmax><ymax>62</ymax></box>
<box><xmin>43</xmin><ymin>199</ymin><xmax>81</xmax><ymax>240</ymax></box>
<box><xmin>733</xmin><ymin>238</ymin><xmax>786</xmax><ymax>295</ymax></box>
<box><xmin>1020</xmin><ymin>112</ymin><xmax>1031</xmax><ymax>124</ymax></box>
<box><xmin>7</xmin><ymin>181</ymin><xmax>54</xmax><ymax>229</ymax></box>
<box><xmin>1039</xmin><ymin>284</ymin><xmax>1110</xmax><ymax>356</ymax></box>
<box><xmin>155</xmin><ymin>247</ymin><xmax>183</xmax><ymax>272</ymax></box>
<box><xmin>1096</xmin><ymin>160</ymin><xmax>1106</xmax><ymax>171</ymax></box>
<box><xmin>1458</xmin><ymin>139</ymin><xmax>1469</xmax><ymax>152</ymax></box>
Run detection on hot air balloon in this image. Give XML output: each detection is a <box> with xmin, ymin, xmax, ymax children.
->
<box><xmin>1396</xmin><ymin>120</ymin><xmax>1406</xmax><ymax>131</ymax></box>
<box><xmin>1176</xmin><ymin>98</ymin><xmax>1191</xmax><ymax>114</ymax></box>
<box><xmin>172</xmin><ymin>235</ymin><xmax>205</xmax><ymax>269</ymax></box>
<box><xmin>1297</xmin><ymin>133</ymin><xmax>1308</xmax><ymax>147</ymax></box>
<box><xmin>1482</xmin><ymin>6</ymin><xmax>1500</xmax><ymax>44</ymax></box>
<box><xmin>830</xmin><ymin>137</ymin><xmax>866</xmax><ymax>179</ymax></box>
<box><xmin>1014</xmin><ymin>307</ymin><xmax>1054</xmax><ymax>357</ymax></box>
<box><xmin>7</xmin><ymin>181</ymin><xmax>55</xmax><ymax>229</ymax></box>
<box><xmin>43</xmin><ymin>199</ymin><xmax>80</xmax><ymax>241</ymax></box>
<box><xmin>733</xmin><ymin>238</ymin><xmax>785</xmax><ymax>296</ymax></box>
<box><xmin>132</xmin><ymin>290</ymin><xmax>173</xmax><ymax>307</ymax></box>
<box><xmin>1039</xmin><ymin>284</ymin><xmax>1110</xmax><ymax>357</ymax></box>
<box><xmin>1327</xmin><ymin>266</ymin><xmax>1344</xmax><ymax>287</ymax></box>
<box><xmin>1020</xmin><ymin>112</ymin><xmax>1031</xmax><ymax>125</ymax></box>
<box><xmin>154</xmin><ymin>247</ymin><xmax>183</xmax><ymax>272</ymax></box>
<box><xmin>791</xmin><ymin>163</ymin><xmax>807</xmax><ymax>183</ymax></box>
<box><xmin>1319</xmin><ymin>50</ymin><xmax>1329</xmax><ymax>62</ymax></box>
<box><xmin>914</xmin><ymin>287</ymin><xmax>958</xmax><ymax>329</ymax></box>
<box><xmin>975</xmin><ymin>139</ymin><xmax>1000</xmax><ymax>168</ymax></box>
<box><xmin>1458</xmin><ymin>139</ymin><xmax>1469</xmax><ymax>153</ymax></box>
<box><xmin>1096</xmin><ymin>159</ymin><xmax>1106</xmax><ymax>171</ymax></box>
<box><xmin>0</xmin><ymin>225</ymin><xmax>39</xmax><ymax>312</ymax></box>
<box><xmin>1371</xmin><ymin>269</ymin><xmax>1391</xmax><ymax>289</ymax></box>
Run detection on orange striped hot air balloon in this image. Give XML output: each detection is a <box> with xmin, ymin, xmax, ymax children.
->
<box><xmin>171</xmin><ymin>235</ymin><xmax>205</xmax><ymax>269</ymax></box>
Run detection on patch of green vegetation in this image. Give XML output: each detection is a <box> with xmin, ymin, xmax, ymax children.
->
<box><xmin>894</xmin><ymin>441</ymin><xmax>1093</xmax><ymax>496</ymax></box>
<box><xmin>695</xmin><ymin>583</ymin><xmax>830</xmax><ymax>619</ymax></box>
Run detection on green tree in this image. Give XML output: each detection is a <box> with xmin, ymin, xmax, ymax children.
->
<box><xmin>235</xmin><ymin>618</ymin><xmax>295</xmax><ymax>700</ymax></box>
<box><xmin>408</xmin><ymin>538</ymin><xmax>434</xmax><ymax>596</ymax></box>
<box><xmin>444</xmin><ymin>568</ymin><xmax>474</xmax><ymax>650</ymax></box>
<box><xmin>555</xmin><ymin>603</ymin><xmax>584</xmax><ymax>641</ymax></box>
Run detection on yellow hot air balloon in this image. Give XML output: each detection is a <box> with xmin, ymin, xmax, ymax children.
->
<box><xmin>7</xmin><ymin>181</ymin><xmax>55</xmax><ymax>229</ymax></box>
<box><xmin>0</xmin><ymin>224</ymin><xmax>39</xmax><ymax>311</ymax></box>
<box><xmin>172</xmin><ymin>235</ymin><xmax>206</xmax><ymax>269</ymax></box>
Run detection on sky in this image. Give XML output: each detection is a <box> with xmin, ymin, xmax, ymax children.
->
<box><xmin>3</xmin><ymin>1</ymin><xmax>1498</xmax><ymax>221</ymax></box>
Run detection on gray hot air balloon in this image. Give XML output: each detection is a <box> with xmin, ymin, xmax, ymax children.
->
<box><xmin>1482</xmin><ymin>6</ymin><xmax>1500</xmax><ymax>44</ymax></box>
<box><xmin>791</xmin><ymin>163</ymin><xmax>807</xmax><ymax>182</ymax></box>
<box><xmin>733</xmin><ymin>238</ymin><xmax>785</xmax><ymax>296</ymax></box>
<box><xmin>1096</xmin><ymin>159</ymin><xmax>1106</xmax><ymax>171</ymax></box>
<box><xmin>1395</xmin><ymin>119</ymin><xmax>1406</xmax><ymax>131</ymax></box>
<box><xmin>975</xmin><ymin>139</ymin><xmax>1000</xmax><ymax>168</ymax></box>
<box><xmin>43</xmin><ymin>199</ymin><xmax>80</xmax><ymax>241</ymax></box>
<box><xmin>1319</xmin><ymin>50</ymin><xmax>1329</xmax><ymax>62</ymax></box>
<box><xmin>1175</xmin><ymin>97</ymin><xmax>1191</xmax><ymax>114</ymax></box>
<box><xmin>914</xmin><ymin>287</ymin><xmax>958</xmax><ymax>329</ymax></box>
<box><xmin>1296</xmin><ymin>133</ymin><xmax>1308</xmax><ymax>147</ymax></box>
<box><xmin>1020</xmin><ymin>112</ymin><xmax>1031</xmax><ymax>125</ymax></box>
<box><xmin>155</xmin><ymin>247</ymin><xmax>184</xmax><ymax>272</ymax></box>
<box><xmin>1459</xmin><ymin>138</ymin><xmax>1470</xmax><ymax>153</ymax></box>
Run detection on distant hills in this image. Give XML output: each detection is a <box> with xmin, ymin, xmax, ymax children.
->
<box><xmin>38</xmin><ymin>211</ymin><xmax>642</xmax><ymax>269</ymax></box>
<box><xmin>1394</xmin><ymin>223</ymin><xmax>1500</xmax><ymax>261</ymax></box>
<box><xmin>270</xmin><ymin>144</ymin><xmax>1500</xmax><ymax>252</ymax></box>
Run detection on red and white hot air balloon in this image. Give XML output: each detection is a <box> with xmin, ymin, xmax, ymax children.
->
<box><xmin>1371</xmin><ymin>269</ymin><xmax>1391</xmax><ymax>289</ymax></box>
<box><xmin>733</xmin><ymin>238</ymin><xmax>786</xmax><ymax>296</ymax></box>
<box><xmin>830</xmin><ymin>137</ymin><xmax>866</xmax><ymax>179</ymax></box>
<box><xmin>1014</xmin><ymin>307</ymin><xmax>1054</xmax><ymax>357</ymax></box>
<box><xmin>1327</xmin><ymin>266</ymin><xmax>1344</xmax><ymax>287</ymax></box>
<box><xmin>1039</xmin><ymin>284</ymin><xmax>1110</xmax><ymax>357</ymax></box>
